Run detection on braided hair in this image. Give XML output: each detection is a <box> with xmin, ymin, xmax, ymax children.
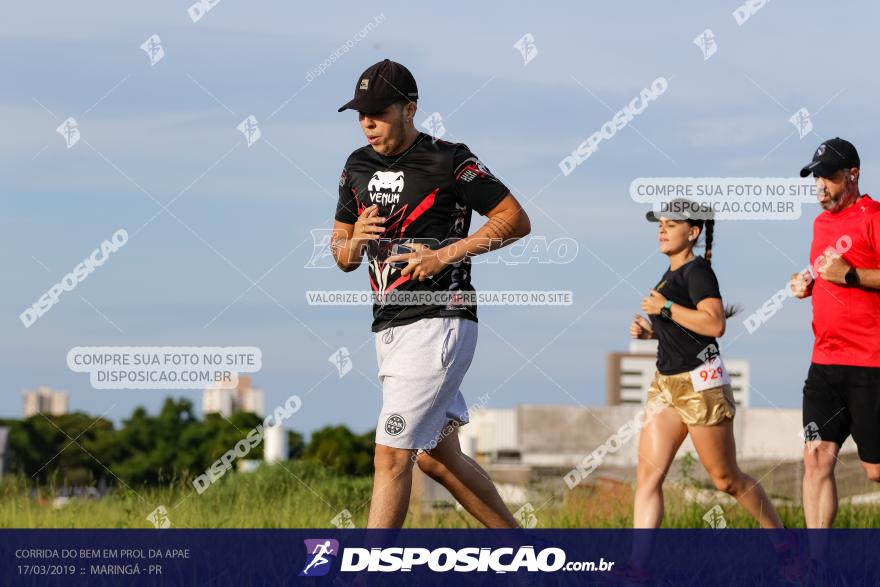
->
<box><xmin>702</xmin><ymin>220</ymin><xmax>715</xmax><ymax>266</ymax></box>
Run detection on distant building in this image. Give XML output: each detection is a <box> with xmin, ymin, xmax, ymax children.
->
<box><xmin>202</xmin><ymin>375</ymin><xmax>264</xmax><ymax>418</ymax></box>
<box><xmin>459</xmin><ymin>403</ymin><xmax>817</xmax><ymax>470</ymax></box>
<box><xmin>606</xmin><ymin>340</ymin><xmax>750</xmax><ymax>407</ymax></box>
<box><xmin>22</xmin><ymin>387</ymin><xmax>69</xmax><ymax>418</ymax></box>
<box><xmin>412</xmin><ymin>402</ymin><xmax>820</xmax><ymax>513</ymax></box>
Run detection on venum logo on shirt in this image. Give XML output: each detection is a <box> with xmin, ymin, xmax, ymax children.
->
<box><xmin>368</xmin><ymin>170</ymin><xmax>404</xmax><ymax>206</ymax></box>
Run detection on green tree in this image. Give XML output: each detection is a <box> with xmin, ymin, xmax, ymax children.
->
<box><xmin>304</xmin><ymin>425</ymin><xmax>374</xmax><ymax>476</ymax></box>
<box><xmin>111</xmin><ymin>398</ymin><xmax>200</xmax><ymax>485</ymax></box>
<box><xmin>4</xmin><ymin>413</ymin><xmax>113</xmax><ymax>485</ymax></box>
<box><xmin>1</xmin><ymin>399</ymin><xmax>314</xmax><ymax>487</ymax></box>
<box><xmin>288</xmin><ymin>430</ymin><xmax>305</xmax><ymax>460</ymax></box>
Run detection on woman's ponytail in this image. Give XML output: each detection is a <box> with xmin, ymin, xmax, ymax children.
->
<box><xmin>703</xmin><ymin>220</ymin><xmax>715</xmax><ymax>266</ymax></box>
<box><xmin>699</xmin><ymin>219</ymin><xmax>738</xmax><ymax>318</ymax></box>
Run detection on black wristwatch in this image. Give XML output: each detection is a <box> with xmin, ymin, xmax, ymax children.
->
<box><xmin>845</xmin><ymin>265</ymin><xmax>860</xmax><ymax>286</ymax></box>
<box><xmin>660</xmin><ymin>300</ymin><xmax>674</xmax><ymax>320</ymax></box>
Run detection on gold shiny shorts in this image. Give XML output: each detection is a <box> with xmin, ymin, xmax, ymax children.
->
<box><xmin>646</xmin><ymin>370</ymin><xmax>735</xmax><ymax>426</ymax></box>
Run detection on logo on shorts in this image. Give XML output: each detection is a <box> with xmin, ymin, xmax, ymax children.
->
<box><xmin>384</xmin><ymin>414</ymin><xmax>406</xmax><ymax>436</ymax></box>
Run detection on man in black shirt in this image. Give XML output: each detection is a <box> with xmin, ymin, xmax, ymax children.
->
<box><xmin>332</xmin><ymin>60</ymin><xmax>531</xmax><ymax>528</ymax></box>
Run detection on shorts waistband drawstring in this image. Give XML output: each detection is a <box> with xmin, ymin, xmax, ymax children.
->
<box><xmin>382</xmin><ymin>327</ymin><xmax>394</xmax><ymax>344</ymax></box>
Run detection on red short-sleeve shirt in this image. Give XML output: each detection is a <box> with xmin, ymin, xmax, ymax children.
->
<box><xmin>810</xmin><ymin>195</ymin><xmax>880</xmax><ymax>366</ymax></box>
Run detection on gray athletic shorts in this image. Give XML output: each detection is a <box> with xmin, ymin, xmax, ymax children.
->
<box><xmin>374</xmin><ymin>317</ymin><xmax>476</xmax><ymax>450</ymax></box>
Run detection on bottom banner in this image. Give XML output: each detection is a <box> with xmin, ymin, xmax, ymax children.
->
<box><xmin>0</xmin><ymin>529</ymin><xmax>872</xmax><ymax>585</ymax></box>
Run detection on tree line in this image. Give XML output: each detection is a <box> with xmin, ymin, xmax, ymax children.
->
<box><xmin>0</xmin><ymin>398</ymin><xmax>375</xmax><ymax>486</ymax></box>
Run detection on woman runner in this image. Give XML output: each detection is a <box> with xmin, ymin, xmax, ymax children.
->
<box><xmin>614</xmin><ymin>199</ymin><xmax>797</xmax><ymax>582</ymax></box>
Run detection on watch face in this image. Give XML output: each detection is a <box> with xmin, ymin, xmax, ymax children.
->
<box><xmin>846</xmin><ymin>268</ymin><xmax>858</xmax><ymax>285</ymax></box>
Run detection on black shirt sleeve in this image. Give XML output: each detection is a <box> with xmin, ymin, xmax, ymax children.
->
<box><xmin>686</xmin><ymin>261</ymin><xmax>722</xmax><ymax>306</ymax></box>
<box><xmin>452</xmin><ymin>144</ymin><xmax>510</xmax><ymax>215</ymax></box>
<box><xmin>334</xmin><ymin>163</ymin><xmax>358</xmax><ymax>224</ymax></box>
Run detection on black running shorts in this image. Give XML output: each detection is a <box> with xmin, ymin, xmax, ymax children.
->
<box><xmin>802</xmin><ymin>363</ymin><xmax>880</xmax><ymax>463</ymax></box>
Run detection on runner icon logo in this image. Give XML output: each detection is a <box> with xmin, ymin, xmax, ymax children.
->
<box><xmin>299</xmin><ymin>539</ymin><xmax>339</xmax><ymax>577</ymax></box>
<box><xmin>693</xmin><ymin>29</ymin><xmax>717</xmax><ymax>61</ymax></box>
<box><xmin>801</xmin><ymin>421</ymin><xmax>822</xmax><ymax>453</ymax></box>
<box><xmin>384</xmin><ymin>414</ymin><xmax>406</xmax><ymax>436</ymax></box>
<box><xmin>697</xmin><ymin>343</ymin><xmax>720</xmax><ymax>362</ymax></box>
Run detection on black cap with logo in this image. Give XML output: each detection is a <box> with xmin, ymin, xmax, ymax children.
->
<box><xmin>799</xmin><ymin>137</ymin><xmax>860</xmax><ymax>178</ymax></box>
<box><xmin>337</xmin><ymin>59</ymin><xmax>418</xmax><ymax>114</ymax></box>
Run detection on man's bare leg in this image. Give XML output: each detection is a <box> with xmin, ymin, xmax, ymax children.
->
<box><xmin>416</xmin><ymin>426</ymin><xmax>519</xmax><ymax>528</ymax></box>
<box><xmin>860</xmin><ymin>461</ymin><xmax>880</xmax><ymax>483</ymax></box>
<box><xmin>803</xmin><ymin>440</ymin><xmax>840</xmax><ymax>563</ymax></box>
<box><xmin>367</xmin><ymin>444</ymin><xmax>417</xmax><ymax>528</ymax></box>
<box><xmin>803</xmin><ymin>441</ymin><xmax>840</xmax><ymax>529</ymax></box>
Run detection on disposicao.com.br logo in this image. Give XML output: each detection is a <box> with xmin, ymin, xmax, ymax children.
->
<box><xmin>299</xmin><ymin>539</ymin><xmax>612</xmax><ymax>575</ymax></box>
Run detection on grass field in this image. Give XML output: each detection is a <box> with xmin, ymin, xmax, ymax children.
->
<box><xmin>3</xmin><ymin>459</ymin><xmax>880</xmax><ymax>528</ymax></box>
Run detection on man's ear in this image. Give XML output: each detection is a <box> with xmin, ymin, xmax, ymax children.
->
<box><xmin>405</xmin><ymin>101</ymin><xmax>417</xmax><ymax>120</ymax></box>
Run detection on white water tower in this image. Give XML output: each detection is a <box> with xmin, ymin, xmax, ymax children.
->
<box><xmin>263</xmin><ymin>424</ymin><xmax>288</xmax><ymax>464</ymax></box>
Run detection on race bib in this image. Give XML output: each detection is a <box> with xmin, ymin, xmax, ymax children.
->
<box><xmin>690</xmin><ymin>355</ymin><xmax>730</xmax><ymax>392</ymax></box>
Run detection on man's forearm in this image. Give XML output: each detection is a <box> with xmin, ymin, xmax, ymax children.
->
<box><xmin>332</xmin><ymin>237</ymin><xmax>364</xmax><ymax>272</ymax></box>
<box><xmin>855</xmin><ymin>268</ymin><xmax>880</xmax><ymax>290</ymax></box>
<box><xmin>442</xmin><ymin>210</ymin><xmax>529</xmax><ymax>264</ymax></box>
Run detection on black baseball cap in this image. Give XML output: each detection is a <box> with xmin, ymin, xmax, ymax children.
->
<box><xmin>646</xmin><ymin>198</ymin><xmax>714</xmax><ymax>224</ymax></box>
<box><xmin>337</xmin><ymin>59</ymin><xmax>418</xmax><ymax>114</ymax></box>
<box><xmin>799</xmin><ymin>137</ymin><xmax>860</xmax><ymax>178</ymax></box>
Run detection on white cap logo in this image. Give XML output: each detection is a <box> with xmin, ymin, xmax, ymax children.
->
<box><xmin>359</xmin><ymin>78</ymin><xmax>369</xmax><ymax>90</ymax></box>
<box><xmin>816</xmin><ymin>144</ymin><xmax>826</xmax><ymax>156</ymax></box>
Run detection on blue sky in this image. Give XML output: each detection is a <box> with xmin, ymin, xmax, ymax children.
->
<box><xmin>2</xmin><ymin>1</ymin><xmax>878</xmax><ymax>437</ymax></box>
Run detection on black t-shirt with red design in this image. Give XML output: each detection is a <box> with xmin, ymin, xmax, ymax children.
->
<box><xmin>336</xmin><ymin>133</ymin><xmax>509</xmax><ymax>332</ymax></box>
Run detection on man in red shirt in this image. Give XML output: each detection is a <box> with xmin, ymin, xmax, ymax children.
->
<box><xmin>791</xmin><ymin>138</ymin><xmax>880</xmax><ymax>529</ymax></box>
